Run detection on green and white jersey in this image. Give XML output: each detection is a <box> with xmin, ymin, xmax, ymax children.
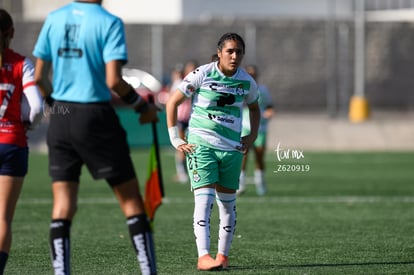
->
<box><xmin>177</xmin><ymin>61</ymin><xmax>259</xmax><ymax>151</ymax></box>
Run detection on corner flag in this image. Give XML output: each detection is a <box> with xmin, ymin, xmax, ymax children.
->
<box><xmin>144</xmin><ymin>144</ymin><xmax>163</xmax><ymax>221</ymax></box>
<box><xmin>144</xmin><ymin>94</ymin><xmax>164</xmax><ymax>221</ymax></box>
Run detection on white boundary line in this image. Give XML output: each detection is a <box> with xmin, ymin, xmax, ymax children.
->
<box><xmin>18</xmin><ymin>196</ymin><xmax>414</xmax><ymax>205</ymax></box>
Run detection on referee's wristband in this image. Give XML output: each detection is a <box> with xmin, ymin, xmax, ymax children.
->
<box><xmin>168</xmin><ymin>126</ymin><xmax>186</xmax><ymax>149</ymax></box>
<box><xmin>121</xmin><ymin>86</ymin><xmax>149</xmax><ymax>113</ymax></box>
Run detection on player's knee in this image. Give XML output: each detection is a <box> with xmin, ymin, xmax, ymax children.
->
<box><xmin>52</xmin><ymin>204</ymin><xmax>77</xmax><ymax>220</ymax></box>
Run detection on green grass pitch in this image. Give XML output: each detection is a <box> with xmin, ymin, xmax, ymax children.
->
<box><xmin>6</xmin><ymin>150</ymin><xmax>414</xmax><ymax>274</ymax></box>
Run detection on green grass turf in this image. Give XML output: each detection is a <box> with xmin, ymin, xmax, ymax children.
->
<box><xmin>6</xmin><ymin>150</ymin><xmax>414</xmax><ymax>274</ymax></box>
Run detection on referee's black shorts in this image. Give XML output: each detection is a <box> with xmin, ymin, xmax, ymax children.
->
<box><xmin>47</xmin><ymin>101</ymin><xmax>136</xmax><ymax>186</ymax></box>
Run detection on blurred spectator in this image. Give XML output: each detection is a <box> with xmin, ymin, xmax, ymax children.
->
<box><xmin>238</xmin><ymin>65</ymin><xmax>274</xmax><ymax>196</ymax></box>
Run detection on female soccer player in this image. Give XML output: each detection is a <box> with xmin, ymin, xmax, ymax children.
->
<box><xmin>0</xmin><ymin>9</ymin><xmax>43</xmax><ymax>274</ymax></box>
<box><xmin>166</xmin><ymin>32</ymin><xmax>260</xmax><ymax>271</ymax></box>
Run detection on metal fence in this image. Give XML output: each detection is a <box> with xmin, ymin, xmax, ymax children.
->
<box><xmin>366</xmin><ymin>0</ymin><xmax>414</xmax><ymax>10</ymax></box>
<box><xmin>4</xmin><ymin>0</ymin><xmax>414</xmax><ymax>114</ymax></box>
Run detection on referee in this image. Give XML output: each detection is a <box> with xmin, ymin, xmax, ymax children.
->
<box><xmin>33</xmin><ymin>1</ymin><xmax>157</xmax><ymax>274</ymax></box>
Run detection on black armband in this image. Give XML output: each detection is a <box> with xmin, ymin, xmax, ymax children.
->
<box><xmin>121</xmin><ymin>86</ymin><xmax>142</xmax><ymax>106</ymax></box>
<box><xmin>121</xmin><ymin>85</ymin><xmax>150</xmax><ymax>113</ymax></box>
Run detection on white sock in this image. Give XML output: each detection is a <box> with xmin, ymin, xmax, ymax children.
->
<box><xmin>254</xmin><ymin>169</ymin><xmax>266</xmax><ymax>195</ymax></box>
<box><xmin>216</xmin><ymin>191</ymin><xmax>237</xmax><ymax>256</ymax></box>
<box><xmin>238</xmin><ymin>171</ymin><xmax>246</xmax><ymax>191</ymax></box>
<box><xmin>193</xmin><ymin>188</ymin><xmax>215</xmax><ymax>257</ymax></box>
<box><xmin>175</xmin><ymin>153</ymin><xmax>187</xmax><ymax>176</ymax></box>
<box><xmin>255</xmin><ymin>169</ymin><xmax>266</xmax><ymax>187</ymax></box>
<box><xmin>254</xmin><ymin>169</ymin><xmax>263</xmax><ymax>186</ymax></box>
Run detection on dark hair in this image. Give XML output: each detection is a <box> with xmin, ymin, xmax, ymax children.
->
<box><xmin>0</xmin><ymin>9</ymin><xmax>13</xmax><ymax>67</ymax></box>
<box><xmin>210</xmin><ymin>53</ymin><xmax>219</xmax><ymax>62</ymax></box>
<box><xmin>216</xmin><ymin>32</ymin><xmax>245</xmax><ymax>54</ymax></box>
<box><xmin>0</xmin><ymin>9</ymin><xmax>13</xmax><ymax>35</ymax></box>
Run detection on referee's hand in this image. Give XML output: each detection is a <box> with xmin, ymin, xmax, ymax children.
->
<box><xmin>139</xmin><ymin>103</ymin><xmax>159</xmax><ymax>124</ymax></box>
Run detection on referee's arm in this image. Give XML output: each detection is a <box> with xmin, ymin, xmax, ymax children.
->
<box><xmin>106</xmin><ymin>60</ymin><xmax>158</xmax><ymax>123</ymax></box>
<box><xmin>106</xmin><ymin>60</ymin><xmax>132</xmax><ymax>98</ymax></box>
<box><xmin>34</xmin><ymin>58</ymin><xmax>53</xmax><ymax>99</ymax></box>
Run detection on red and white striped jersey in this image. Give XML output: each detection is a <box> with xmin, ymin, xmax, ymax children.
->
<box><xmin>0</xmin><ymin>48</ymin><xmax>37</xmax><ymax>147</ymax></box>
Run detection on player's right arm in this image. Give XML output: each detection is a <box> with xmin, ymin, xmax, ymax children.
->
<box><xmin>166</xmin><ymin>64</ymin><xmax>205</xmax><ymax>153</ymax></box>
<box><xmin>166</xmin><ymin>89</ymin><xmax>195</xmax><ymax>153</ymax></box>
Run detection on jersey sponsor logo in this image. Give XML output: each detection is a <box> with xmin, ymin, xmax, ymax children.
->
<box><xmin>58</xmin><ymin>48</ymin><xmax>83</xmax><ymax>58</ymax></box>
<box><xmin>72</xmin><ymin>9</ymin><xmax>85</xmax><ymax>16</ymax></box>
<box><xmin>0</xmin><ymin>121</ymin><xmax>13</xmax><ymax>129</ymax></box>
<box><xmin>217</xmin><ymin>93</ymin><xmax>235</xmax><ymax>107</ymax></box>
<box><xmin>209</xmin><ymin>82</ymin><xmax>218</xmax><ymax>91</ymax></box>
<box><xmin>208</xmin><ymin>82</ymin><xmax>245</xmax><ymax>96</ymax></box>
<box><xmin>58</xmin><ymin>24</ymin><xmax>83</xmax><ymax>58</ymax></box>
<box><xmin>207</xmin><ymin>113</ymin><xmax>235</xmax><ymax>124</ymax></box>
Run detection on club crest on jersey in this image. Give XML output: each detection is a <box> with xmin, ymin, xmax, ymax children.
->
<box><xmin>192</xmin><ymin>170</ymin><xmax>201</xmax><ymax>183</ymax></box>
<box><xmin>185</xmin><ymin>84</ymin><xmax>195</xmax><ymax>94</ymax></box>
<box><xmin>235</xmin><ymin>84</ymin><xmax>244</xmax><ymax>95</ymax></box>
<box><xmin>3</xmin><ymin>63</ymin><xmax>13</xmax><ymax>71</ymax></box>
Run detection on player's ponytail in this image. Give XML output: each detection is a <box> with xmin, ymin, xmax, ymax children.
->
<box><xmin>0</xmin><ymin>9</ymin><xmax>14</xmax><ymax>68</ymax></box>
<box><xmin>0</xmin><ymin>31</ymin><xmax>3</xmax><ymax>68</ymax></box>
